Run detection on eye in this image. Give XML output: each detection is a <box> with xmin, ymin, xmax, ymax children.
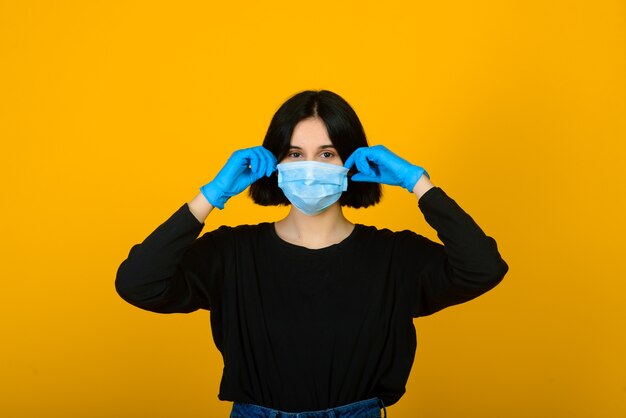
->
<box><xmin>321</xmin><ymin>151</ymin><xmax>334</xmax><ymax>159</ymax></box>
<box><xmin>287</xmin><ymin>151</ymin><xmax>302</xmax><ymax>158</ymax></box>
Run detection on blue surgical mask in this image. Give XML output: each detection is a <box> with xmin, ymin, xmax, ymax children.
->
<box><xmin>277</xmin><ymin>161</ymin><xmax>349</xmax><ymax>216</ymax></box>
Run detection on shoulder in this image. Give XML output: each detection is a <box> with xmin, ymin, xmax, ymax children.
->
<box><xmin>356</xmin><ymin>223</ymin><xmax>422</xmax><ymax>238</ymax></box>
<box><xmin>350</xmin><ymin>225</ymin><xmax>443</xmax><ymax>271</ymax></box>
<box><xmin>354</xmin><ymin>224</ymin><xmax>434</xmax><ymax>249</ymax></box>
<box><xmin>200</xmin><ymin>223</ymin><xmax>272</xmax><ymax>241</ymax></box>
<box><xmin>185</xmin><ymin>223</ymin><xmax>273</xmax><ymax>260</ymax></box>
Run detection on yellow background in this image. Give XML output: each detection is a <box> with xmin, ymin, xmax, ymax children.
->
<box><xmin>1</xmin><ymin>0</ymin><xmax>625</xmax><ymax>416</ymax></box>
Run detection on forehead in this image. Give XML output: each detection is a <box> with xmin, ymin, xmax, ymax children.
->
<box><xmin>290</xmin><ymin>117</ymin><xmax>334</xmax><ymax>147</ymax></box>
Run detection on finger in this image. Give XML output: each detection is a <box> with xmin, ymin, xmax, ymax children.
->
<box><xmin>361</xmin><ymin>145</ymin><xmax>386</xmax><ymax>165</ymax></box>
<box><xmin>255</xmin><ymin>147</ymin><xmax>276</xmax><ymax>178</ymax></box>
<box><xmin>344</xmin><ymin>148</ymin><xmax>360</xmax><ymax>169</ymax></box>
<box><xmin>355</xmin><ymin>149</ymin><xmax>377</xmax><ymax>177</ymax></box>
<box><xmin>351</xmin><ymin>173</ymin><xmax>380</xmax><ymax>183</ymax></box>
<box><xmin>260</xmin><ymin>150</ymin><xmax>275</xmax><ymax>178</ymax></box>
<box><xmin>233</xmin><ymin>148</ymin><xmax>253</xmax><ymax>168</ymax></box>
<box><xmin>346</xmin><ymin>148</ymin><xmax>369</xmax><ymax>175</ymax></box>
<box><xmin>259</xmin><ymin>146</ymin><xmax>278</xmax><ymax>176</ymax></box>
<box><xmin>249</xmin><ymin>147</ymin><xmax>267</xmax><ymax>180</ymax></box>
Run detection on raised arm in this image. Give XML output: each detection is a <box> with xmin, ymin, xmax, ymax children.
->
<box><xmin>412</xmin><ymin>186</ymin><xmax>508</xmax><ymax>316</ymax></box>
<box><xmin>115</xmin><ymin>146</ymin><xmax>277</xmax><ymax>313</ymax></box>
<box><xmin>345</xmin><ymin>145</ymin><xmax>508</xmax><ymax>316</ymax></box>
<box><xmin>115</xmin><ymin>202</ymin><xmax>209</xmax><ymax>313</ymax></box>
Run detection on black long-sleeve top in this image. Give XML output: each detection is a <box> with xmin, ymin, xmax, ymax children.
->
<box><xmin>115</xmin><ymin>187</ymin><xmax>508</xmax><ymax>411</ymax></box>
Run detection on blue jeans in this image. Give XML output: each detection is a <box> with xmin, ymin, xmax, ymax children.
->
<box><xmin>230</xmin><ymin>397</ymin><xmax>387</xmax><ymax>418</ymax></box>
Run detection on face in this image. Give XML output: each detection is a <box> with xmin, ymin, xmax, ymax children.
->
<box><xmin>282</xmin><ymin>117</ymin><xmax>343</xmax><ymax>166</ymax></box>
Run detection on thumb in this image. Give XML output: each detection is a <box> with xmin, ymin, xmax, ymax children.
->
<box><xmin>350</xmin><ymin>172</ymin><xmax>380</xmax><ymax>183</ymax></box>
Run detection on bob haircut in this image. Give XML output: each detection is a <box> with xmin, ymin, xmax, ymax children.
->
<box><xmin>249</xmin><ymin>90</ymin><xmax>382</xmax><ymax>208</ymax></box>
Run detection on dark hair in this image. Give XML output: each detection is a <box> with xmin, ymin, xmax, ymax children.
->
<box><xmin>249</xmin><ymin>90</ymin><xmax>381</xmax><ymax>208</ymax></box>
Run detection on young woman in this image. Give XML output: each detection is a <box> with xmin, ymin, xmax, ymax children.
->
<box><xmin>116</xmin><ymin>90</ymin><xmax>509</xmax><ymax>418</ymax></box>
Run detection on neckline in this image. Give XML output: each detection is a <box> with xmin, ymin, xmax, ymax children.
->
<box><xmin>267</xmin><ymin>222</ymin><xmax>361</xmax><ymax>253</ymax></box>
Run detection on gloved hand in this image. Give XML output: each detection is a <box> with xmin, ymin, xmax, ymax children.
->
<box><xmin>200</xmin><ymin>146</ymin><xmax>277</xmax><ymax>209</ymax></box>
<box><xmin>344</xmin><ymin>145</ymin><xmax>429</xmax><ymax>192</ymax></box>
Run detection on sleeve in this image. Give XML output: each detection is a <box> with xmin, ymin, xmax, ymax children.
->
<box><xmin>115</xmin><ymin>203</ymin><xmax>225</xmax><ymax>314</ymax></box>
<box><xmin>406</xmin><ymin>187</ymin><xmax>509</xmax><ymax>317</ymax></box>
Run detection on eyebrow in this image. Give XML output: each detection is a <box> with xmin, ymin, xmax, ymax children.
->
<box><xmin>288</xmin><ymin>145</ymin><xmax>337</xmax><ymax>150</ymax></box>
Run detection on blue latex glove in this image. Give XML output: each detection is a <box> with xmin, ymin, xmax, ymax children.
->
<box><xmin>344</xmin><ymin>145</ymin><xmax>429</xmax><ymax>192</ymax></box>
<box><xmin>200</xmin><ymin>146</ymin><xmax>277</xmax><ymax>209</ymax></box>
